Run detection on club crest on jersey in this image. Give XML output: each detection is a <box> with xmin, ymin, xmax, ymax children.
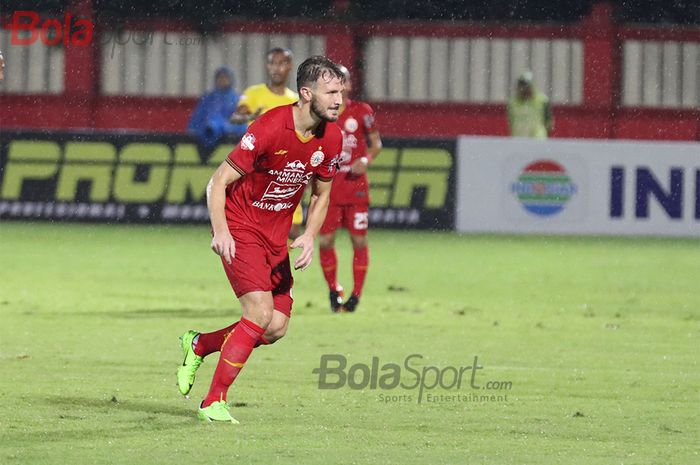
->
<box><xmin>240</xmin><ymin>133</ymin><xmax>256</xmax><ymax>150</ymax></box>
<box><xmin>344</xmin><ymin>117</ymin><xmax>359</xmax><ymax>133</ymax></box>
<box><xmin>310</xmin><ymin>151</ymin><xmax>325</xmax><ymax>167</ymax></box>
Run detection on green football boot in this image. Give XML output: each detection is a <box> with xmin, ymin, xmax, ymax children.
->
<box><xmin>198</xmin><ymin>400</ymin><xmax>239</xmax><ymax>424</ymax></box>
<box><xmin>177</xmin><ymin>330</ymin><xmax>203</xmax><ymax>396</ymax></box>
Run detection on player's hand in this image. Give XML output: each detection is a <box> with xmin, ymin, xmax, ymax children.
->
<box><xmin>250</xmin><ymin>108</ymin><xmax>263</xmax><ymax>120</ymax></box>
<box><xmin>350</xmin><ymin>159</ymin><xmax>368</xmax><ymax>176</ymax></box>
<box><xmin>230</xmin><ymin>112</ymin><xmax>249</xmax><ymax>124</ymax></box>
<box><xmin>290</xmin><ymin>233</ymin><xmax>314</xmax><ymax>271</ymax></box>
<box><xmin>211</xmin><ymin>230</ymin><xmax>235</xmax><ymax>265</ymax></box>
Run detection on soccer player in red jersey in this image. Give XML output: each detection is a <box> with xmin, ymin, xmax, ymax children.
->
<box><xmin>176</xmin><ymin>56</ymin><xmax>345</xmax><ymax>423</ymax></box>
<box><xmin>318</xmin><ymin>65</ymin><xmax>382</xmax><ymax>313</ymax></box>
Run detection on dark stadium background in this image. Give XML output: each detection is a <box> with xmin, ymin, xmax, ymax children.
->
<box><xmin>3</xmin><ymin>0</ymin><xmax>700</xmax><ymax>24</ymax></box>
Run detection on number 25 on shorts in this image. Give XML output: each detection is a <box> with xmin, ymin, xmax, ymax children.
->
<box><xmin>353</xmin><ymin>212</ymin><xmax>368</xmax><ymax>230</ymax></box>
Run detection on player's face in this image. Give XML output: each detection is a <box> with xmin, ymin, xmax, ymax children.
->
<box><xmin>309</xmin><ymin>73</ymin><xmax>344</xmax><ymax>122</ymax></box>
<box><xmin>267</xmin><ymin>53</ymin><xmax>292</xmax><ymax>86</ymax></box>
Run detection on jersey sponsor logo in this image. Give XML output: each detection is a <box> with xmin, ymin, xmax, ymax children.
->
<box><xmin>267</xmin><ymin>159</ymin><xmax>312</xmax><ymax>184</ymax></box>
<box><xmin>274</xmin><ymin>149</ymin><xmax>288</xmax><ymax>155</ymax></box>
<box><xmin>261</xmin><ymin>181</ymin><xmax>302</xmax><ymax>201</ymax></box>
<box><xmin>310</xmin><ymin>151</ymin><xmax>325</xmax><ymax>167</ymax></box>
<box><xmin>266</xmin><ymin>170</ymin><xmax>312</xmax><ymax>184</ymax></box>
<box><xmin>252</xmin><ymin>200</ymin><xmax>295</xmax><ymax>212</ymax></box>
<box><xmin>285</xmin><ymin>160</ymin><xmax>307</xmax><ymax>172</ymax></box>
<box><xmin>240</xmin><ymin>133</ymin><xmax>256</xmax><ymax>150</ymax></box>
<box><xmin>344</xmin><ymin>117</ymin><xmax>358</xmax><ymax>133</ymax></box>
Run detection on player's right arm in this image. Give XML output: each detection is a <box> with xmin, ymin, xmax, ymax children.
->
<box><xmin>210</xmin><ymin>118</ymin><xmax>268</xmax><ymax>262</ymax></box>
<box><xmin>207</xmin><ymin>162</ymin><xmax>242</xmax><ymax>264</ymax></box>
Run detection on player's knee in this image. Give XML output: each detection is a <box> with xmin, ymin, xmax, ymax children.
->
<box><xmin>241</xmin><ymin>295</ymin><xmax>275</xmax><ymax>329</ymax></box>
<box><xmin>351</xmin><ymin>235</ymin><xmax>368</xmax><ymax>249</ymax></box>
<box><xmin>265</xmin><ymin>326</ymin><xmax>287</xmax><ymax>343</ymax></box>
<box><xmin>264</xmin><ymin>319</ymin><xmax>288</xmax><ymax>343</ymax></box>
<box><xmin>248</xmin><ymin>309</ymin><xmax>273</xmax><ymax>329</ymax></box>
<box><xmin>319</xmin><ymin>234</ymin><xmax>335</xmax><ymax>249</ymax></box>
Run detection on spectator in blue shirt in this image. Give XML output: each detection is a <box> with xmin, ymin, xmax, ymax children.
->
<box><xmin>188</xmin><ymin>67</ymin><xmax>247</xmax><ymax>148</ymax></box>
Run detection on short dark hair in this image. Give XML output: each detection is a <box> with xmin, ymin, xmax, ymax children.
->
<box><xmin>267</xmin><ymin>47</ymin><xmax>292</xmax><ymax>62</ymax></box>
<box><xmin>296</xmin><ymin>56</ymin><xmax>345</xmax><ymax>92</ymax></box>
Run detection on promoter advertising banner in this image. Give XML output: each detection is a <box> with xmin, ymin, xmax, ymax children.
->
<box><xmin>456</xmin><ymin>137</ymin><xmax>699</xmax><ymax>237</ymax></box>
<box><xmin>0</xmin><ymin>131</ymin><xmax>455</xmax><ymax>229</ymax></box>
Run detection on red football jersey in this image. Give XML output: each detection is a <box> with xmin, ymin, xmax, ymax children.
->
<box><xmin>225</xmin><ymin>105</ymin><xmax>341</xmax><ymax>248</ymax></box>
<box><xmin>331</xmin><ymin>99</ymin><xmax>378</xmax><ymax>205</ymax></box>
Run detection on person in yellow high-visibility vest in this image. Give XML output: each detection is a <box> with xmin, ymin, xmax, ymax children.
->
<box><xmin>230</xmin><ymin>47</ymin><xmax>304</xmax><ymax>239</ymax></box>
<box><xmin>507</xmin><ymin>71</ymin><xmax>553</xmax><ymax>139</ymax></box>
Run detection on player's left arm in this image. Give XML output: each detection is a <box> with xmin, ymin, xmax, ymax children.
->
<box><xmin>351</xmin><ymin>105</ymin><xmax>382</xmax><ymax>175</ymax></box>
<box><xmin>350</xmin><ymin>129</ymin><xmax>382</xmax><ymax>176</ymax></box>
<box><xmin>366</xmin><ymin>130</ymin><xmax>382</xmax><ymax>160</ymax></box>
<box><xmin>290</xmin><ymin>177</ymin><xmax>332</xmax><ymax>271</ymax></box>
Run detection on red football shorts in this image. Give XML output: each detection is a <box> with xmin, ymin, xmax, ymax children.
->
<box><xmin>320</xmin><ymin>203</ymin><xmax>369</xmax><ymax>236</ymax></box>
<box><xmin>220</xmin><ymin>229</ymin><xmax>294</xmax><ymax>317</ymax></box>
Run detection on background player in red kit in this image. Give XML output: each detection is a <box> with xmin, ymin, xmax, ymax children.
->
<box><xmin>176</xmin><ymin>56</ymin><xmax>345</xmax><ymax>423</ymax></box>
<box><xmin>319</xmin><ymin>65</ymin><xmax>383</xmax><ymax>313</ymax></box>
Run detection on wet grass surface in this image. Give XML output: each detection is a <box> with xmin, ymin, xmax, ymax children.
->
<box><xmin>1</xmin><ymin>223</ymin><xmax>698</xmax><ymax>464</ymax></box>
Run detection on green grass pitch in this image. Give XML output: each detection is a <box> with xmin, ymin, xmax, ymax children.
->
<box><xmin>0</xmin><ymin>223</ymin><xmax>698</xmax><ymax>465</ymax></box>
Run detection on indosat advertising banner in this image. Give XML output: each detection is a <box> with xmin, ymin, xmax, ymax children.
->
<box><xmin>455</xmin><ymin>137</ymin><xmax>699</xmax><ymax>237</ymax></box>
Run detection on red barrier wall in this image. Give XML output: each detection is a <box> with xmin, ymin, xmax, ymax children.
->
<box><xmin>1</xmin><ymin>2</ymin><xmax>698</xmax><ymax>140</ymax></box>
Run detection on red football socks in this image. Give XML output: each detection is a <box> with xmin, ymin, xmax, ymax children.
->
<box><xmin>194</xmin><ymin>322</ymin><xmax>238</xmax><ymax>357</ymax></box>
<box><xmin>201</xmin><ymin>318</ymin><xmax>264</xmax><ymax>407</ymax></box>
<box><xmin>195</xmin><ymin>321</ymin><xmax>272</xmax><ymax>358</ymax></box>
<box><xmin>321</xmin><ymin>245</ymin><xmax>369</xmax><ymax>296</ymax></box>
<box><xmin>352</xmin><ymin>246</ymin><xmax>369</xmax><ymax>297</ymax></box>
<box><xmin>319</xmin><ymin>246</ymin><xmax>339</xmax><ymax>291</ymax></box>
